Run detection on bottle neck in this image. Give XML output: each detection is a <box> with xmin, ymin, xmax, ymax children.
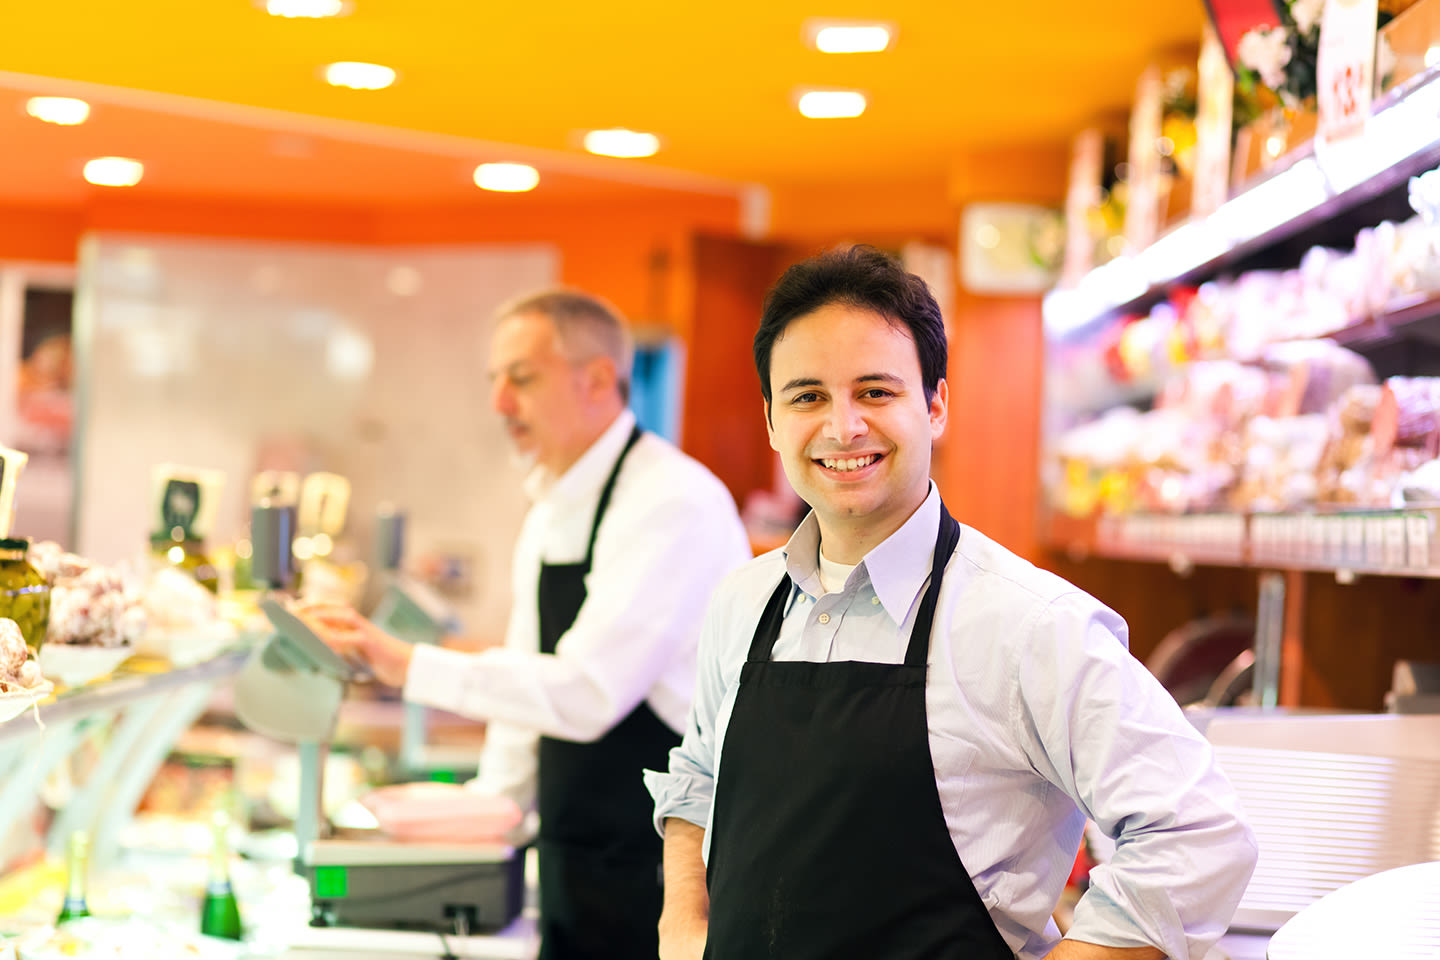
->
<box><xmin>64</xmin><ymin>834</ymin><xmax>88</xmax><ymax>901</ymax></box>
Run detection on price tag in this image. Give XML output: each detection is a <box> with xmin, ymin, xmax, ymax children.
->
<box><xmin>1324</xmin><ymin>517</ymin><xmax>1346</xmax><ymax>566</ymax></box>
<box><xmin>1384</xmin><ymin>515</ymin><xmax>1407</xmax><ymax>569</ymax></box>
<box><xmin>1306</xmin><ymin>515</ymin><xmax>1327</xmax><ymax>563</ymax></box>
<box><xmin>1344</xmin><ymin>515</ymin><xmax>1366</xmax><ymax>567</ymax></box>
<box><xmin>1406</xmin><ymin>513</ymin><xmax>1432</xmax><ymax>570</ymax></box>
<box><xmin>1317</xmin><ymin>0</ymin><xmax>1379</xmax><ymax>143</ymax></box>
<box><xmin>1365</xmin><ymin>516</ymin><xmax>1388</xmax><ymax>568</ymax></box>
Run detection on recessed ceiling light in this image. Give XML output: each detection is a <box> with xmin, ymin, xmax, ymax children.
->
<box><xmin>266</xmin><ymin>0</ymin><xmax>350</xmax><ymax>16</ymax></box>
<box><xmin>25</xmin><ymin>97</ymin><xmax>90</xmax><ymax>126</ymax></box>
<box><xmin>807</xmin><ymin>21</ymin><xmax>893</xmax><ymax>54</ymax></box>
<box><xmin>323</xmin><ymin>62</ymin><xmax>396</xmax><ymax>90</ymax></box>
<box><xmin>83</xmin><ymin>157</ymin><xmax>144</xmax><ymax>187</ymax></box>
<box><xmin>797</xmin><ymin>90</ymin><xmax>867</xmax><ymax>119</ymax></box>
<box><xmin>473</xmin><ymin>163</ymin><xmax>539</xmax><ymax>193</ymax></box>
<box><xmin>583</xmin><ymin>129</ymin><xmax>661</xmax><ymax>158</ymax></box>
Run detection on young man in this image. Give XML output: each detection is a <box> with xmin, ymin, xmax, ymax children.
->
<box><xmin>304</xmin><ymin>290</ymin><xmax>751</xmax><ymax>960</ymax></box>
<box><xmin>646</xmin><ymin>247</ymin><xmax>1257</xmax><ymax>960</ymax></box>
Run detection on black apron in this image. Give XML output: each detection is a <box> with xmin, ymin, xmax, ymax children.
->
<box><xmin>534</xmin><ymin>425</ymin><xmax>680</xmax><ymax>960</ymax></box>
<box><xmin>703</xmin><ymin>502</ymin><xmax>1015</xmax><ymax>960</ymax></box>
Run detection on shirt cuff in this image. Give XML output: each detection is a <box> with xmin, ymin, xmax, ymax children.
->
<box><xmin>403</xmin><ymin>643</ymin><xmax>476</xmax><ymax>714</ymax></box>
<box><xmin>643</xmin><ymin>768</ymin><xmax>712</xmax><ymax>838</ymax></box>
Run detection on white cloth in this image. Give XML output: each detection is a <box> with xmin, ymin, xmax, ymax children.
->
<box><xmin>645</xmin><ymin>483</ymin><xmax>1258</xmax><ymax>960</ymax></box>
<box><xmin>406</xmin><ymin>409</ymin><xmax>752</xmax><ymax>814</ymax></box>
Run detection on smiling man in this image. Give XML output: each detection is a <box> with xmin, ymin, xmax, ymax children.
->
<box><xmin>301</xmin><ymin>289</ymin><xmax>751</xmax><ymax>960</ymax></box>
<box><xmin>646</xmin><ymin>246</ymin><xmax>1257</xmax><ymax>960</ymax></box>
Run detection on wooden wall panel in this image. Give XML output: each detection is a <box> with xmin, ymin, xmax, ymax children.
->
<box><xmin>939</xmin><ymin>292</ymin><xmax>1046</xmax><ymax>562</ymax></box>
<box><xmin>680</xmin><ymin>234</ymin><xmax>791</xmax><ymax>507</ymax></box>
<box><xmin>1296</xmin><ymin>573</ymin><xmax>1440</xmax><ymax>710</ymax></box>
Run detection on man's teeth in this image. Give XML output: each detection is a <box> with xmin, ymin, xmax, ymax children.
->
<box><xmin>821</xmin><ymin>454</ymin><xmax>878</xmax><ymax>472</ymax></box>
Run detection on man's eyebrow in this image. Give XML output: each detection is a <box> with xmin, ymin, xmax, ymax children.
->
<box><xmin>780</xmin><ymin>377</ymin><xmax>823</xmax><ymax>393</ymax></box>
<box><xmin>856</xmin><ymin>373</ymin><xmax>905</xmax><ymax>386</ymax></box>
<box><xmin>487</xmin><ymin>360</ymin><xmax>531</xmax><ymax>380</ymax></box>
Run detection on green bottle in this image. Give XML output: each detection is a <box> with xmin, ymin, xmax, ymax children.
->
<box><xmin>200</xmin><ymin>812</ymin><xmax>242</xmax><ymax>940</ymax></box>
<box><xmin>56</xmin><ymin>830</ymin><xmax>92</xmax><ymax>923</ymax></box>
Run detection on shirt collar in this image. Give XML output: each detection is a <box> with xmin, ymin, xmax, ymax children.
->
<box><xmin>522</xmin><ymin>408</ymin><xmax>637</xmax><ymax>504</ymax></box>
<box><xmin>781</xmin><ymin>481</ymin><xmax>942</xmax><ymax>624</ymax></box>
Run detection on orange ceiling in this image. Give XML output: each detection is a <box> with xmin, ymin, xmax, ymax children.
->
<box><xmin>2</xmin><ymin>1</ymin><xmax>1207</xmax><ymax>208</ymax></box>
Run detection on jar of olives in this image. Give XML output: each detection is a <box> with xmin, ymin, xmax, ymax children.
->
<box><xmin>0</xmin><ymin>538</ymin><xmax>51</xmax><ymax>651</ymax></box>
<box><xmin>150</xmin><ymin>532</ymin><xmax>220</xmax><ymax>594</ymax></box>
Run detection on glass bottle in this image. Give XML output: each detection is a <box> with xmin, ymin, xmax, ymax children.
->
<box><xmin>200</xmin><ymin>811</ymin><xmax>242</xmax><ymax>940</ymax></box>
<box><xmin>0</xmin><ymin>538</ymin><xmax>50</xmax><ymax>652</ymax></box>
<box><xmin>56</xmin><ymin>830</ymin><xmax>91</xmax><ymax>923</ymax></box>
<box><xmin>151</xmin><ymin>529</ymin><xmax>220</xmax><ymax>594</ymax></box>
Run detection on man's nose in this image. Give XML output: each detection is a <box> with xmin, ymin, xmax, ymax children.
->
<box><xmin>491</xmin><ymin>378</ymin><xmax>514</xmax><ymax>415</ymax></box>
<box><xmin>823</xmin><ymin>398</ymin><xmax>867</xmax><ymax>444</ymax></box>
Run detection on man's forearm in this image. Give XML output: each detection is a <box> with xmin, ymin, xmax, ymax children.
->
<box><xmin>658</xmin><ymin>818</ymin><xmax>709</xmax><ymax>960</ymax></box>
<box><xmin>1045</xmin><ymin>940</ymin><xmax>1164</xmax><ymax>960</ymax></box>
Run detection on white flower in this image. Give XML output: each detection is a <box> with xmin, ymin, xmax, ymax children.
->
<box><xmin>1289</xmin><ymin>0</ymin><xmax>1325</xmax><ymax>36</ymax></box>
<box><xmin>1238</xmin><ymin>26</ymin><xmax>1294</xmax><ymax>90</ymax></box>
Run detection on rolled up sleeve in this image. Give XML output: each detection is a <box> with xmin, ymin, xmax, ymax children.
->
<box><xmin>645</xmin><ymin>576</ymin><xmax>731</xmax><ymax>839</ymax></box>
<box><xmin>1017</xmin><ymin>593</ymin><xmax>1259</xmax><ymax>959</ymax></box>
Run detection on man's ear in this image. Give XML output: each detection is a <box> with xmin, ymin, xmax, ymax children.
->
<box><xmin>765</xmin><ymin>399</ymin><xmax>779</xmax><ymax>451</ymax></box>
<box><xmin>585</xmin><ymin>355</ymin><xmax>620</xmax><ymax>399</ymax></box>
<box><xmin>929</xmin><ymin>378</ymin><xmax>948</xmax><ymax>440</ymax></box>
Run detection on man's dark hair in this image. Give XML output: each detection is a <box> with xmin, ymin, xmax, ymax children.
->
<box><xmin>754</xmin><ymin>245</ymin><xmax>947</xmax><ymax>414</ymax></box>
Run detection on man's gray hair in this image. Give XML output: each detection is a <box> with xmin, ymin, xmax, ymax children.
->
<box><xmin>498</xmin><ymin>289</ymin><xmax>634</xmax><ymax>402</ymax></box>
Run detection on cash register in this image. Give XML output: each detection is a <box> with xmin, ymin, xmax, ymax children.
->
<box><xmin>232</xmin><ymin>577</ymin><xmax>524</xmax><ymax>935</ymax></box>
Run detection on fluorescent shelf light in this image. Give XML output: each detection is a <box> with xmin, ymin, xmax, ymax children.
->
<box><xmin>1077</xmin><ymin>255</ymin><xmax>1147</xmax><ymax>312</ymax></box>
<box><xmin>813</xmin><ymin>24</ymin><xmax>891</xmax><ymax>53</ymax></box>
<box><xmin>583</xmin><ymin>129</ymin><xmax>660</xmax><ymax>158</ymax></box>
<box><xmin>473</xmin><ymin>163</ymin><xmax>539</xmax><ymax>193</ymax></box>
<box><xmin>1043</xmin><ymin>287</ymin><xmax>1103</xmax><ymax>338</ymax></box>
<box><xmin>266</xmin><ymin>0</ymin><xmax>349</xmax><ymax>15</ymax></box>
<box><xmin>797</xmin><ymin>90</ymin><xmax>866</xmax><ymax>119</ymax></box>
<box><xmin>1211</xmin><ymin>157</ymin><xmax>1329</xmax><ymax>244</ymax></box>
<box><xmin>1137</xmin><ymin>220</ymin><xmax>1227</xmax><ymax>286</ymax></box>
<box><xmin>83</xmin><ymin>157</ymin><xmax>144</xmax><ymax>187</ymax></box>
<box><xmin>323</xmin><ymin>62</ymin><xmax>396</xmax><ymax>90</ymax></box>
<box><xmin>25</xmin><ymin>97</ymin><xmax>89</xmax><ymax>126</ymax></box>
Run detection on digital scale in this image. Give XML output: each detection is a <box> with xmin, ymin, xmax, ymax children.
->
<box><xmin>234</xmin><ymin>597</ymin><xmax>525</xmax><ymax>936</ymax></box>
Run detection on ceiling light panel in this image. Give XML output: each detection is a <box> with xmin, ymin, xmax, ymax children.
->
<box><xmin>583</xmin><ymin>129</ymin><xmax>661</xmax><ymax>158</ymax></box>
<box><xmin>807</xmin><ymin>21</ymin><xmax>893</xmax><ymax>54</ymax></box>
<box><xmin>266</xmin><ymin>0</ymin><xmax>350</xmax><ymax>16</ymax></box>
<box><xmin>26</xmin><ymin>97</ymin><xmax>90</xmax><ymax>125</ymax></box>
<box><xmin>84</xmin><ymin>157</ymin><xmax>144</xmax><ymax>187</ymax></box>
<box><xmin>797</xmin><ymin>90</ymin><xmax>867</xmax><ymax>118</ymax></box>
<box><xmin>323</xmin><ymin>62</ymin><xmax>396</xmax><ymax>90</ymax></box>
<box><xmin>473</xmin><ymin>163</ymin><xmax>539</xmax><ymax>192</ymax></box>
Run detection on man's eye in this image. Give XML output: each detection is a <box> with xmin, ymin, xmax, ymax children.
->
<box><xmin>791</xmin><ymin>392</ymin><xmax>819</xmax><ymax>404</ymax></box>
<box><xmin>862</xmin><ymin>388</ymin><xmax>892</xmax><ymax>399</ymax></box>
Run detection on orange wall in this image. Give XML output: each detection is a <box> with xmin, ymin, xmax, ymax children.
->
<box><xmin>0</xmin><ymin>191</ymin><xmax>742</xmax><ymax>325</ymax></box>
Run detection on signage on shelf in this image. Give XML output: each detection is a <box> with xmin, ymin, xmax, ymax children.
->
<box><xmin>1193</xmin><ymin>23</ymin><xmax>1234</xmax><ymax>217</ymax></box>
<box><xmin>1317</xmin><ymin>0</ymin><xmax>1379</xmax><ymax>144</ymax></box>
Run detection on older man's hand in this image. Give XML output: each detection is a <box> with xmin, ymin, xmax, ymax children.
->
<box><xmin>292</xmin><ymin>601</ymin><xmax>416</xmax><ymax>688</ymax></box>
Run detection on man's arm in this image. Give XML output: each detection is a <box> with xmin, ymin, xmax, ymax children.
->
<box><xmin>1017</xmin><ymin>594</ymin><xmax>1258</xmax><ymax>960</ymax></box>
<box><xmin>1044</xmin><ymin>942</ymin><xmax>1163</xmax><ymax>960</ymax></box>
<box><xmin>658</xmin><ymin>818</ymin><xmax>709</xmax><ymax>960</ymax></box>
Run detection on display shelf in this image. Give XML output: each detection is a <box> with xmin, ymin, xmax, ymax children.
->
<box><xmin>1056</xmin><ymin>506</ymin><xmax>1440</xmax><ymax>579</ymax></box>
<box><xmin>1047</xmin><ymin>67</ymin><xmax>1440</xmax><ymax>342</ymax></box>
<box><xmin>0</xmin><ymin>646</ymin><xmax>251</xmax><ymax>748</ymax></box>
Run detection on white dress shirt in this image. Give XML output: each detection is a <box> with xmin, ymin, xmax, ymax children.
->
<box><xmin>645</xmin><ymin>483</ymin><xmax>1258</xmax><ymax>960</ymax></box>
<box><xmin>406</xmin><ymin>409</ymin><xmax>752</xmax><ymax>813</ymax></box>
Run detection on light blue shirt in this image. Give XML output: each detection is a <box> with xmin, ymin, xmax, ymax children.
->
<box><xmin>645</xmin><ymin>483</ymin><xmax>1257</xmax><ymax>960</ymax></box>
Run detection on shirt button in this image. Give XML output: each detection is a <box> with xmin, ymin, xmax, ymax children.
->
<box><xmin>818</xmin><ymin>613</ymin><xmax>831</xmax><ymax>624</ymax></box>
<box><xmin>871</xmin><ymin>597</ymin><xmax>880</xmax><ymax>605</ymax></box>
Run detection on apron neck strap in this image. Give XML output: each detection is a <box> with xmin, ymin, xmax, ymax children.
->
<box><xmin>904</xmin><ymin>501</ymin><xmax>960</xmax><ymax>668</ymax></box>
<box><xmin>583</xmin><ymin>424</ymin><xmax>644</xmax><ymax>569</ymax></box>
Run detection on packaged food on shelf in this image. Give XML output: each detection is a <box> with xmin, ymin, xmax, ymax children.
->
<box><xmin>0</xmin><ymin>617</ymin><xmax>52</xmax><ymax>723</ymax></box>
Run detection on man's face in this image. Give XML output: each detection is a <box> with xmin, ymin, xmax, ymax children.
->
<box><xmin>487</xmin><ymin>312</ymin><xmax>590</xmax><ymax>473</ymax></box>
<box><xmin>765</xmin><ymin>302</ymin><xmax>946</xmax><ymax>547</ymax></box>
